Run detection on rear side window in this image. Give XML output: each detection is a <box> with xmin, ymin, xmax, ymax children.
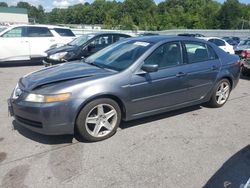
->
<box><xmin>2</xmin><ymin>27</ymin><xmax>25</xmax><ymax>37</ymax></box>
<box><xmin>54</xmin><ymin>28</ymin><xmax>75</xmax><ymax>37</ymax></box>
<box><xmin>113</xmin><ymin>34</ymin><xmax>129</xmax><ymax>42</ymax></box>
<box><xmin>184</xmin><ymin>42</ymin><xmax>218</xmax><ymax>63</ymax></box>
<box><xmin>209</xmin><ymin>39</ymin><xmax>225</xmax><ymax>47</ymax></box>
<box><xmin>27</xmin><ymin>27</ymin><xmax>53</xmax><ymax>37</ymax></box>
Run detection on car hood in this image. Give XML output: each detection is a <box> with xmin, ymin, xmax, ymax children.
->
<box><xmin>20</xmin><ymin>62</ymin><xmax>115</xmax><ymax>91</ymax></box>
<box><xmin>46</xmin><ymin>44</ymin><xmax>78</xmax><ymax>56</ymax></box>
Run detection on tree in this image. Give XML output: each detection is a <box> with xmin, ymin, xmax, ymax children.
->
<box><xmin>217</xmin><ymin>0</ymin><xmax>242</xmax><ymax>29</ymax></box>
<box><xmin>0</xmin><ymin>2</ymin><xmax>8</xmax><ymax>7</ymax></box>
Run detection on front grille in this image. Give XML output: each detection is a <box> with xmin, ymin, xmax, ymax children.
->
<box><xmin>15</xmin><ymin>116</ymin><xmax>43</xmax><ymax>128</ymax></box>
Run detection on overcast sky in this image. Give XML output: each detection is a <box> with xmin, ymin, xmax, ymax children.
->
<box><xmin>2</xmin><ymin>0</ymin><xmax>250</xmax><ymax>12</ymax></box>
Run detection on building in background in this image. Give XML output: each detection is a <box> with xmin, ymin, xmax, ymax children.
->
<box><xmin>0</xmin><ymin>7</ymin><xmax>28</xmax><ymax>26</ymax></box>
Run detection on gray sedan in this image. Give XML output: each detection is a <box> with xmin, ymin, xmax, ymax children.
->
<box><xmin>8</xmin><ymin>36</ymin><xmax>241</xmax><ymax>141</ymax></box>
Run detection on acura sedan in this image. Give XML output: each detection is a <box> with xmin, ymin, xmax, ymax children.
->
<box><xmin>8</xmin><ymin>36</ymin><xmax>241</xmax><ymax>141</ymax></box>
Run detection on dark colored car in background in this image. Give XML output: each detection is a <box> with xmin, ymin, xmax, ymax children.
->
<box><xmin>222</xmin><ymin>37</ymin><xmax>239</xmax><ymax>49</ymax></box>
<box><xmin>240</xmin><ymin>49</ymin><xmax>250</xmax><ymax>76</ymax></box>
<box><xmin>43</xmin><ymin>32</ymin><xmax>130</xmax><ymax>66</ymax></box>
<box><xmin>178</xmin><ymin>33</ymin><xmax>205</xmax><ymax>37</ymax></box>
<box><xmin>8</xmin><ymin>36</ymin><xmax>240</xmax><ymax>141</ymax></box>
<box><xmin>235</xmin><ymin>38</ymin><xmax>250</xmax><ymax>56</ymax></box>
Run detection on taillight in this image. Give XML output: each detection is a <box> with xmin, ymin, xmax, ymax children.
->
<box><xmin>241</xmin><ymin>50</ymin><xmax>250</xmax><ymax>58</ymax></box>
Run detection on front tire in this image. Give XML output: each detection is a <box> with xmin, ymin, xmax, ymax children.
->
<box><xmin>208</xmin><ymin>79</ymin><xmax>231</xmax><ymax>108</ymax></box>
<box><xmin>76</xmin><ymin>98</ymin><xmax>121</xmax><ymax>142</ymax></box>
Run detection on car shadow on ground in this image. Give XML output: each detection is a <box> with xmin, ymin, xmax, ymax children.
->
<box><xmin>12</xmin><ymin>120</ymin><xmax>74</xmax><ymax>145</ymax></box>
<box><xmin>204</xmin><ymin>145</ymin><xmax>250</xmax><ymax>188</ymax></box>
<box><xmin>12</xmin><ymin>105</ymin><xmax>203</xmax><ymax>144</ymax></box>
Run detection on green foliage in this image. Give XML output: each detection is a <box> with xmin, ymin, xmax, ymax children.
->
<box><xmin>2</xmin><ymin>0</ymin><xmax>250</xmax><ymax>30</ymax></box>
<box><xmin>0</xmin><ymin>2</ymin><xmax>8</xmax><ymax>7</ymax></box>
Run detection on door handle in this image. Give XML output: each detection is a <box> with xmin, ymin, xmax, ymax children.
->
<box><xmin>176</xmin><ymin>72</ymin><xmax>187</xmax><ymax>77</ymax></box>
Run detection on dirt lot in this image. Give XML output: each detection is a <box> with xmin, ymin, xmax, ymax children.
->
<box><xmin>0</xmin><ymin>65</ymin><xmax>249</xmax><ymax>188</ymax></box>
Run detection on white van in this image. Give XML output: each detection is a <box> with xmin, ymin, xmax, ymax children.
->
<box><xmin>0</xmin><ymin>24</ymin><xmax>75</xmax><ymax>63</ymax></box>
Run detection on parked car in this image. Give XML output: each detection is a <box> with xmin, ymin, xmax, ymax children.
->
<box><xmin>43</xmin><ymin>33</ymin><xmax>130</xmax><ymax>66</ymax></box>
<box><xmin>240</xmin><ymin>49</ymin><xmax>250</xmax><ymax>76</ymax></box>
<box><xmin>138</xmin><ymin>32</ymin><xmax>159</xmax><ymax>36</ymax></box>
<box><xmin>0</xmin><ymin>24</ymin><xmax>75</xmax><ymax>64</ymax></box>
<box><xmin>222</xmin><ymin>37</ymin><xmax>239</xmax><ymax>49</ymax></box>
<box><xmin>178</xmin><ymin>33</ymin><xmax>205</xmax><ymax>37</ymax></box>
<box><xmin>235</xmin><ymin>38</ymin><xmax>250</xmax><ymax>56</ymax></box>
<box><xmin>8</xmin><ymin>36</ymin><xmax>241</xmax><ymax>141</ymax></box>
<box><xmin>199</xmin><ymin>37</ymin><xmax>235</xmax><ymax>54</ymax></box>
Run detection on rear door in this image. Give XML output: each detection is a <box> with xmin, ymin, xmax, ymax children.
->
<box><xmin>27</xmin><ymin>26</ymin><xmax>55</xmax><ymax>58</ymax></box>
<box><xmin>183</xmin><ymin>41</ymin><xmax>221</xmax><ymax>101</ymax></box>
<box><xmin>0</xmin><ymin>26</ymin><xmax>30</xmax><ymax>61</ymax></box>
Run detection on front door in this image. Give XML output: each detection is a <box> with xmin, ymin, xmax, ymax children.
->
<box><xmin>129</xmin><ymin>42</ymin><xmax>190</xmax><ymax>117</ymax></box>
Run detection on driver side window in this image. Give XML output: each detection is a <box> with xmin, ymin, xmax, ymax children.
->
<box><xmin>144</xmin><ymin>42</ymin><xmax>182</xmax><ymax>69</ymax></box>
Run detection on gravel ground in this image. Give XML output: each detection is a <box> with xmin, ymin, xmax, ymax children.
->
<box><xmin>0</xmin><ymin>65</ymin><xmax>249</xmax><ymax>188</ymax></box>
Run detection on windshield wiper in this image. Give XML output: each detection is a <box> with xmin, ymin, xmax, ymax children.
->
<box><xmin>88</xmin><ymin>62</ymin><xmax>106</xmax><ymax>69</ymax></box>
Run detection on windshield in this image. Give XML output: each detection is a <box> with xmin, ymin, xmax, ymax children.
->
<box><xmin>86</xmin><ymin>40</ymin><xmax>153</xmax><ymax>71</ymax></box>
<box><xmin>69</xmin><ymin>34</ymin><xmax>95</xmax><ymax>46</ymax></box>
<box><xmin>239</xmin><ymin>39</ymin><xmax>250</xmax><ymax>46</ymax></box>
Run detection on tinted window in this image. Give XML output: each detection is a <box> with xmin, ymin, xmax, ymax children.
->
<box><xmin>145</xmin><ymin>42</ymin><xmax>182</xmax><ymax>69</ymax></box>
<box><xmin>2</xmin><ymin>27</ymin><xmax>24</xmax><ymax>37</ymax></box>
<box><xmin>184</xmin><ymin>42</ymin><xmax>217</xmax><ymax>63</ymax></box>
<box><xmin>113</xmin><ymin>34</ymin><xmax>129</xmax><ymax>42</ymax></box>
<box><xmin>54</xmin><ymin>28</ymin><xmax>75</xmax><ymax>37</ymax></box>
<box><xmin>27</xmin><ymin>27</ymin><xmax>53</xmax><ymax>37</ymax></box>
<box><xmin>209</xmin><ymin>39</ymin><xmax>225</xmax><ymax>47</ymax></box>
<box><xmin>89</xmin><ymin>35</ymin><xmax>113</xmax><ymax>49</ymax></box>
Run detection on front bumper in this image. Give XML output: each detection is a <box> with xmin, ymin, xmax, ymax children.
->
<box><xmin>8</xmin><ymin>98</ymin><xmax>77</xmax><ymax>135</ymax></box>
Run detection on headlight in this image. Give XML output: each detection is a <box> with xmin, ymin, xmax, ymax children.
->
<box><xmin>25</xmin><ymin>93</ymin><xmax>71</xmax><ymax>103</ymax></box>
<box><xmin>49</xmin><ymin>52</ymin><xmax>68</xmax><ymax>61</ymax></box>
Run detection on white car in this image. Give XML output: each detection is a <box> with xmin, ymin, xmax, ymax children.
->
<box><xmin>0</xmin><ymin>24</ymin><xmax>75</xmax><ymax>63</ymax></box>
<box><xmin>198</xmin><ymin>37</ymin><xmax>235</xmax><ymax>54</ymax></box>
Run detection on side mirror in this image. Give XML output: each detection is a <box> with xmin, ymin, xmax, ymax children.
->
<box><xmin>141</xmin><ymin>64</ymin><xmax>158</xmax><ymax>73</ymax></box>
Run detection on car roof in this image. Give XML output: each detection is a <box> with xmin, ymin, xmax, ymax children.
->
<box><xmin>126</xmin><ymin>35</ymin><xmax>209</xmax><ymax>44</ymax></box>
<box><xmin>7</xmin><ymin>24</ymin><xmax>71</xmax><ymax>29</ymax></box>
<box><xmin>84</xmin><ymin>32</ymin><xmax>131</xmax><ymax>37</ymax></box>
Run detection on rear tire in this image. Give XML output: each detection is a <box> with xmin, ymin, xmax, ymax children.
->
<box><xmin>76</xmin><ymin>98</ymin><xmax>121</xmax><ymax>142</ymax></box>
<box><xmin>207</xmin><ymin>79</ymin><xmax>231</xmax><ymax>108</ymax></box>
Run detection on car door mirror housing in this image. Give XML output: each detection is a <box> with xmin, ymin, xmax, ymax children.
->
<box><xmin>141</xmin><ymin>64</ymin><xmax>158</xmax><ymax>73</ymax></box>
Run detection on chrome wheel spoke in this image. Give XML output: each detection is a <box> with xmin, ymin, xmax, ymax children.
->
<box><xmin>93</xmin><ymin>124</ymin><xmax>102</xmax><ymax>137</ymax></box>
<box><xmin>97</xmin><ymin>104</ymin><xmax>104</xmax><ymax>116</ymax></box>
<box><xmin>105</xmin><ymin>110</ymin><xmax>116</xmax><ymax>120</ymax></box>
<box><xmin>86</xmin><ymin>116</ymin><xmax>98</xmax><ymax>124</ymax></box>
<box><xmin>216</xmin><ymin>91</ymin><xmax>221</xmax><ymax>96</ymax></box>
<box><xmin>103</xmin><ymin>121</ymin><xmax>113</xmax><ymax>131</ymax></box>
<box><xmin>218</xmin><ymin>95</ymin><xmax>223</xmax><ymax>104</ymax></box>
<box><xmin>224</xmin><ymin>86</ymin><xmax>230</xmax><ymax>93</ymax></box>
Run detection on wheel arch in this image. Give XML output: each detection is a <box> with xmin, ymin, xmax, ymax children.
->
<box><xmin>74</xmin><ymin>94</ymin><xmax>127</xmax><ymax>130</ymax></box>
